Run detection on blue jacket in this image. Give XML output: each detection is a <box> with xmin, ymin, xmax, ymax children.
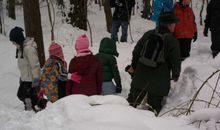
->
<box><xmin>151</xmin><ymin>0</ymin><xmax>174</xmax><ymax>24</ymax></box>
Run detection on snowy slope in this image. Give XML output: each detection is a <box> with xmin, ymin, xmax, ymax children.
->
<box><xmin>0</xmin><ymin>0</ymin><xmax>220</xmax><ymax>130</ymax></box>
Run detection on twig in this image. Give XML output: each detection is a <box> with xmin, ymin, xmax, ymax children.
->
<box><xmin>186</xmin><ymin>70</ymin><xmax>220</xmax><ymax>115</ymax></box>
<box><xmin>208</xmin><ymin>73</ymin><xmax>220</xmax><ymax>107</ymax></box>
<box><xmin>124</xmin><ymin>0</ymin><xmax>134</xmax><ymax>43</ymax></box>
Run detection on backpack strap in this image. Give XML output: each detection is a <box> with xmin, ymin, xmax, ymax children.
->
<box><xmin>139</xmin><ymin>30</ymin><xmax>169</xmax><ymax>68</ymax></box>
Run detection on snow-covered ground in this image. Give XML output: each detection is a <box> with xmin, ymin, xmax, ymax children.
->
<box><xmin>0</xmin><ymin>0</ymin><xmax>219</xmax><ymax>130</ymax></box>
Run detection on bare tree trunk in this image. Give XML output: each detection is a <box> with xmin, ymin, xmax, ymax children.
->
<box><xmin>23</xmin><ymin>0</ymin><xmax>45</xmax><ymax>68</ymax></box>
<box><xmin>0</xmin><ymin>16</ymin><xmax>2</xmax><ymax>34</ymax></box>
<box><xmin>46</xmin><ymin>0</ymin><xmax>55</xmax><ymax>41</ymax></box>
<box><xmin>68</xmin><ymin>0</ymin><xmax>87</xmax><ymax>30</ymax></box>
<box><xmin>141</xmin><ymin>0</ymin><xmax>152</xmax><ymax>19</ymax></box>
<box><xmin>8</xmin><ymin>0</ymin><xmax>16</xmax><ymax>20</ymax></box>
<box><xmin>57</xmin><ymin>0</ymin><xmax>64</xmax><ymax>6</ymax></box>
<box><xmin>200</xmin><ymin>0</ymin><xmax>205</xmax><ymax>26</ymax></box>
<box><xmin>0</xmin><ymin>0</ymin><xmax>6</xmax><ymax>35</ymax></box>
<box><xmin>0</xmin><ymin>0</ymin><xmax>2</xmax><ymax>34</ymax></box>
<box><xmin>103</xmin><ymin>0</ymin><xmax>112</xmax><ymax>33</ymax></box>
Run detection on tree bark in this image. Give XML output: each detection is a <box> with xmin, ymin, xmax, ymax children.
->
<box><xmin>200</xmin><ymin>0</ymin><xmax>205</xmax><ymax>26</ymax></box>
<box><xmin>46</xmin><ymin>0</ymin><xmax>55</xmax><ymax>41</ymax></box>
<box><xmin>141</xmin><ymin>0</ymin><xmax>152</xmax><ymax>19</ymax></box>
<box><xmin>68</xmin><ymin>0</ymin><xmax>87</xmax><ymax>30</ymax></box>
<box><xmin>0</xmin><ymin>0</ymin><xmax>2</xmax><ymax>33</ymax></box>
<box><xmin>23</xmin><ymin>0</ymin><xmax>45</xmax><ymax>68</ymax></box>
<box><xmin>8</xmin><ymin>0</ymin><xmax>16</xmax><ymax>20</ymax></box>
<box><xmin>103</xmin><ymin>0</ymin><xmax>112</xmax><ymax>33</ymax></box>
<box><xmin>57</xmin><ymin>0</ymin><xmax>64</xmax><ymax>7</ymax></box>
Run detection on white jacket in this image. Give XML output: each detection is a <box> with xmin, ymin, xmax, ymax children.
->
<box><xmin>17</xmin><ymin>38</ymin><xmax>40</xmax><ymax>83</ymax></box>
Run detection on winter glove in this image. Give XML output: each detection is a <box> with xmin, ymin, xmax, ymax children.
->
<box><xmin>37</xmin><ymin>88</ymin><xmax>45</xmax><ymax>98</ymax></box>
<box><xmin>68</xmin><ymin>72</ymin><xmax>82</xmax><ymax>83</ymax></box>
<box><xmin>203</xmin><ymin>27</ymin><xmax>208</xmax><ymax>37</ymax></box>
<box><xmin>125</xmin><ymin>65</ymin><xmax>134</xmax><ymax>77</ymax></box>
<box><xmin>193</xmin><ymin>32</ymin><xmax>197</xmax><ymax>42</ymax></box>
<box><xmin>116</xmin><ymin>84</ymin><xmax>122</xmax><ymax>93</ymax></box>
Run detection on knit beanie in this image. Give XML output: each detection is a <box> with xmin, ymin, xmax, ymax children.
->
<box><xmin>75</xmin><ymin>34</ymin><xmax>90</xmax><ymax>54</ymax></box>
<box><xmin>49</xmin><ymin>42</ymin><xmax>67</xmax><ymax>69</ymax></box>
<box><xmin>9</xmin><ymin>26</ymin><xmax>25</xmax><ymax>45</ymax></box>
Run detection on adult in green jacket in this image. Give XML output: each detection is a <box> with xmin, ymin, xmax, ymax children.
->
<box><xmin>96</xmin><ymin>38</ymin><xmax>122</xmax><ymax>95</ymax></box>
<box><xmin>127</xmin><ymin>12</ymin><xmax>181</xmax><ymax>115</ymax></box>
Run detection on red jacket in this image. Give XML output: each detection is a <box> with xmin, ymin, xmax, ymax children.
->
<box><xmin>174</xmin><ymin>3</ymin><xmax>197</xmax><ymax>38</ymax></box>
<box><xmin>66</xmin><ymin>54</ymin><xmax>102</xmax><ymax>96</ymax></box>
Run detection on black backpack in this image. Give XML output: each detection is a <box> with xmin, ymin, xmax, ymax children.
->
<box><xmin>139</xmin><ymin>31</ymin><xmax>167</xmax><ymax>68</ymax></box>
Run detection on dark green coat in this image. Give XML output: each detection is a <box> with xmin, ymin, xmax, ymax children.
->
<box><xmin>131</xmin><ymin>27</ymin><xmax>181</xmax><ymax>96</ymax></box>
<box><xmin>96</xmin><ymin>38</ymin><xmax>121</xmax><ymax>86</ymax></box>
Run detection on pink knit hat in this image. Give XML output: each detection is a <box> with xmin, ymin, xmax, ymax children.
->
<box><xmin>75</xmin><ymin>34</ymin><xmax>90</xmax><ymax>54</ymax></box>
<box><xmin>49</xmin><ymin>42</ymin><xmax>67</xmax><ymax>68</ymax></box>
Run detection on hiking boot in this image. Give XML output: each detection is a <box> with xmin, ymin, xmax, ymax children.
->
<box><xmin>212</xmin><ymin>51</ymin><xmax>219</xmax><ymax>58</ymax></box>
<box><xmin>37</xmin><ymin>98</ymin><xmax>47</xmax><ymax>109</ymax></box>
<box><xmin>34</xmin><ymin>105</ymin><xmax>42</xmax><ymax>112</ymax></box>
<box><xmin>24</xmin><ymin>98</ymin><xmax>32</xmax><ymax>111</ymax></box>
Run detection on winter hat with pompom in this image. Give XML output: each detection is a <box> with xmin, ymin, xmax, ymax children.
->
<box><xmin>49</xmin><ymin>42</ymin><xmax>67</xmax><ymax>69</ymax></box>
<box><xmin>75</xmin><ymin>34</ymin><xmax>90</xmax><ymax>54</ymax></box>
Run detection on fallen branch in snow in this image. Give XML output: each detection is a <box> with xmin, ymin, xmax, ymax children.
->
<box><xmin>186</xmin><ymin>70</ymin><xmax>220</xmax><ymax>115</ymax></box>
<box><xmin>208</xmin><ymin>73</ymin><xmax>220</xmax><ymax>107</ymax></box>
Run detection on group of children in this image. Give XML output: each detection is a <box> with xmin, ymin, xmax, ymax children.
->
<box><xmin>9</xmin><ymin>27</ymin><xmax>122</xmax><ymax>112</ymax></box>
<box><xmin>9</xmin><ymin>0</ymin><xmax>218</xmax><ymax>114</ymax></box>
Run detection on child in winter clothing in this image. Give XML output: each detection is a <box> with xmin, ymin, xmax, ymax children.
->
<box><xmin>96</xmin><ymin>37</ymin><xmax>122</xmax><ymax>95</ymax></box>
<box><xmin>39</xmin><ymin>42</ymin><xmax>68</xmax><ymax>103</ymax></box>
<box><xmin>66</xmin><ymin>34</ymin><xmax>102</xmax><ymax>96</ymax></box>
<box><xmin>203</xmin><ymin>0</ymin><xmax>220</xmax><ymax>58</ymax></box>
<box><xmin>174</xmin><ymin>0</ymin><xmax>197</xmax><ymax>61</ymax></box>
<box><xmin>9</xmin><ymin>26</ymin><xmax>40</xmax><ymax>111</ymax></box>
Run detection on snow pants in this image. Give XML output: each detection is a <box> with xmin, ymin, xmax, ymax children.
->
<box><xmin>17</xmin><ymin>80</ymin><xmax>38</xmax><ymax>110</ymax></box>
<box><xmin>177</xmin><ymin>38</ymin><xmax>192</xmax><ymax>60</ymax></box>
<box><xmin>211</xmin><ymin>28</ymin><xmax>220</xmax><ymax>54</ymax></box>
<box><xmin>127</xmin><ymin>86</ymin><xmax>163</xmax><ymax>115</ymax></box>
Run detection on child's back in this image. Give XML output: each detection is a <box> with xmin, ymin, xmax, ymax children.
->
<box><xmin>40</xmin><ymin>42</ymin><xmax>67</xmax><ymax>103</ymax></box>
<box><xmin>66</xmin><ymin>34</ymin><xmax>102</xmax><ymax>96</ymax></box>
<box><xmin>96</xmin><ymin>37</ymin><xmax>122</xmax><ymax>95</ymax></box>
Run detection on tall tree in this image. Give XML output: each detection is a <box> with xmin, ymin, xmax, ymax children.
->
<box><xmin>141</xmin><ymin>0</ymin><xmax>152</xmax><ymax>19</ymax></box>
<box><xmin>0</xmin><ymin>0</ymin><xmax>2</xmax><ymax>33</ymax></box>
<box><xmin>57</xmin><ymin>0</ymin><xmax>64</xmax><ymax>6</ymax></box>
<box><xmin>8</xmin><ymin>0</ymin><xmax>16</xmax><ymax>20</ymax></box>
<box><xmin>23</xmin><ymin>0</ymin><xmax>45</xmax><ymax>68</ymax></box>
<box><xmin>103</xmin><ymin>0</ymin><xmax>112</xmax><ymax>33</ymax></box>
<box><xmin>68</xmin><ymin>0</ymin><xmax>87</xmax><ymax>30</ymax></box>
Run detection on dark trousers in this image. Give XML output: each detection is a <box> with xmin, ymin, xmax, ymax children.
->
<box><xmin>127</xmin><ymin>87</ymin><xmax>163</xmax><ymax>115</ymax></box>
<box><xmin>17</xmin><ymin>80</ymin><xmax>38</xmax><ymax>109</ymax></box>
<box><xmin>211</xmin><ymin>29</ymin><xmax>220</xmax><ymax>53</ymax></box>
<box><xmin>178</xmin><ymin>38</ymin><xmax>192</xmax><ymax>60</ymax></box>
<box><xmin>58</xmin><ymin>81</ymin><xmax>66</xmax><ymax>99</ymax></box>
<box><xmin>111</xmin><ymin>19</ymin><xmax>128</xmax><ymax>42</ymax></box>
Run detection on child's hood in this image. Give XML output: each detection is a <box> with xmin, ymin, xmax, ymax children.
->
<box><xmin>98</xmin><ymin>37</ymin><xmax>119</xmax><ymax>57</ymax></box>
